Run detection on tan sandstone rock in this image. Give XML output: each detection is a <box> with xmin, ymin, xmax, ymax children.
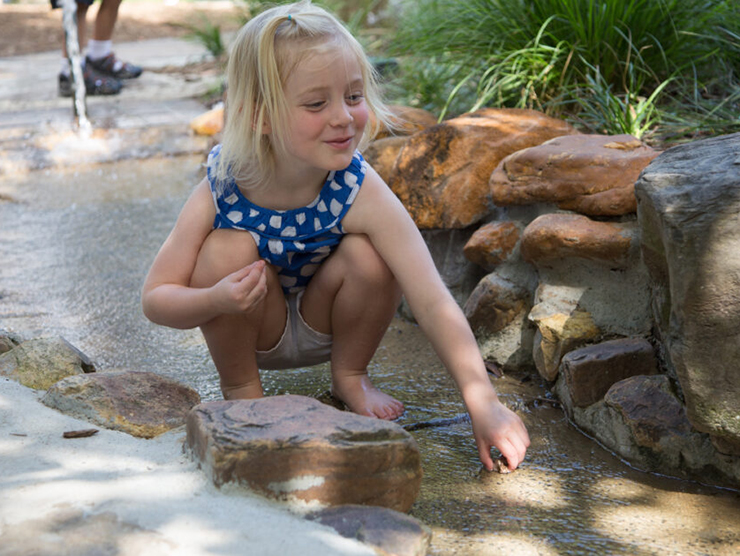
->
<box><xmin>389</xmin><ymin>108</ymin><xmax>576</xmax><ymax>229</ymax></box>
<box><xmin>530</xmin><ymin>307</ymin><xmax>600</xmax><ymax>381</ymax></box>
<box><xmin>41</xmin><ymin>370</ymin><xmax>201</xmax><ymax>438</ymax></box>
<box><xmin>0</xmin><ymin>336</ymin><xmax>95</xmax><ymax>390</ymax></box>
<box><xmin>186</xmin><ymin>395</ymin><xmax>423</xmax><ymax>512</ymax></box>
<box><xmin>521</xmin><ymin>213</ymin><xmax>635</xmax><ymax>268</ymax></box>
<box><xmin>463</xmin><ymin>221</ymin><xmax>522</xmax><ymax>270</ymax></box>
<box><xmin>490</xmin><ymin>134</ymin><xmax>660</xmax><ymax>216</ymax></box>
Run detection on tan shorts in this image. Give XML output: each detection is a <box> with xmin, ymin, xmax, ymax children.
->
<box><xmin>255</xmin><ymin>290</ymin><xmax>333</xmax><ymax>370</ymax></box>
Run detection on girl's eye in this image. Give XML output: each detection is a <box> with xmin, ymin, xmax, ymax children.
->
<box><xmin>305</xmin><ymin>101</ymin><xmax>326</xmax><ymax>110</ymax></box>
<box><xmin>347</xmin><ymin>93</ymin><xmax>364</xmax><ymax>105</ymax></box>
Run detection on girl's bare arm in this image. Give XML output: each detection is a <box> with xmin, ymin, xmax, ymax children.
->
<box><xmin>141</xmin><ymin>179</ymin><xmax>266</xmax><ymax>329</ymax></box>
<box><xmin>343</xmin><ymin>167</ymin><xmax>530</xmax><ymax>469</ymax></box>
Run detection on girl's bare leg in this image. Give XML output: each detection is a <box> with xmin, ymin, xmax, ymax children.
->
<box><xmin>190</xmin><ymin>229</ymin><xmax>286</xmax><ymax>400</ymax></box>
<box><xmin>301</xmin><ymin>234</ymin><xmax>404</xmax><ymax>419</ymax></box>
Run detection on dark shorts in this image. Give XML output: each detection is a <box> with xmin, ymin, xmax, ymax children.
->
<box><xmin>51</xmin><ymin>0</ymin><xmax>96</xmax><ymax>9</ymax></box>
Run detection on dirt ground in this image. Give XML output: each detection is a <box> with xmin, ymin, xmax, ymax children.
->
<box><xmin>0</xmin><ymin>1</ymin><xmax>244</xmax><ymax>57</ymax></box>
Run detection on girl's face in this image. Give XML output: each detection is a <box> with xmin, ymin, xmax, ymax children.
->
<box><xmin>274</xmin><ymin>46</ymin><xmax>369</xmax><ymax>178</ymax></box>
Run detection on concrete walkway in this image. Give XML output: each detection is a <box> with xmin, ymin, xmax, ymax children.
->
<box><xmin>0</xmin><ymin>37</ymin><xmax>218</xmax><ymax>128</ymax></box>
<box><xmin>0</xmin><ymin>37</ymin><xmax>220</xmax><ymax>173</ymax></box>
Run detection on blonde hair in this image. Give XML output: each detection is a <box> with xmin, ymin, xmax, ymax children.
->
<box><xmin>214</xmin><ymin>0</ymin><xmax>393</xmax><ymax>191</ymax></box>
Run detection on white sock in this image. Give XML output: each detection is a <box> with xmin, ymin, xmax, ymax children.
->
<box><xmin>86</xmin><ymin>39</ymin><xmax>112</xmax><ymax>61</ymax></box>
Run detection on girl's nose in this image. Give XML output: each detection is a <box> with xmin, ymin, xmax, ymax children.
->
<box><xmin>330</xmin><ymin>102</ymin><xmax>353</xmax><ymax>126</ymax></box>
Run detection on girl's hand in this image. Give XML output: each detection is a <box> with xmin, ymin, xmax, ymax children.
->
<box><xmin>467</xmin><ymin>393</ymin><xmax>530</xmax><ymax>471</ymax></box>
<box><xmin>210</xmin><ymin>260</ymin><xmax>268</xmax><ymax>315</ymax></box>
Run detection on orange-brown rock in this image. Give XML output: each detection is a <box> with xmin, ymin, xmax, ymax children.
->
<box><xmin>521</xmin><ymin>213</ymin><xmax>634</xmax><ymax>267</ymax></box>
<box><xmin>186</xmin><ymin>395</ymin><xmax>423</xmax><ymax>512</ymax></box>
<box><xmin>190</xmin><ymin>105</ymin><xmax>224</xmax><ymax>136</ymax></box>
<box><xmin>490</xmin><ymin>134</ymin><xmax>660</xmax><ymax>216</ymax></box>
<box><xmin>363</xmin><ymin>135</ymin><xmax>409</xmax><ymax>184</ymax></box>
<box><xmin>463</xmin><ymin>221</ymin><xmax>521</xmax><ymax>270</ymax></box>
<box><xmin>371</xmin><ymin>105</ymin><xmax>438</xmax><ymax>139</ymax></box>
<box><xmin>389</xmin><ymin>109</ymin><xmax>577</xmax><ymax>229</ymax></box>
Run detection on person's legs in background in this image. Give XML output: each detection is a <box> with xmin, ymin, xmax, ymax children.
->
<box><xmin>85</xmin><ymin>0</ymin><xmax>143</xmax><ymax>80</ymax></box>
<box><xmin>55</xmin><ymin>0</ymin><xmax>141</xmax><ymax>97</ymax></box>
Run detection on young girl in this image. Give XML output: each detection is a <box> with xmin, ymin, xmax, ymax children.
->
<box><xmin>142</xmin><ymin>0</ymin><xmax>529</xmax><ymax>471</ymax></box>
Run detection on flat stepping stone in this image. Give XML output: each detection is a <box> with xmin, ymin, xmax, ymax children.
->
<box><xmin>42</xmin><ymin>370</ymin><xmax>200</xmax><ymax>438</ymax></box>
<box><xmin>307</xmin><ymin>504</ymin><xmax>431</xmax><ymax>556</ymax></box>
<box><xmin>186</xmin><ymin>395</ymin><xmax>423</xmax><ymax>512</ymax></box>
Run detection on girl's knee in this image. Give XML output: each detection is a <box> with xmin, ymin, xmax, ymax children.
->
<box><xmin>341</xmin><ymin>234</ymin><xmax>397</xmax><ymax>288</ymax></box>
<box><xmin>191</xmin><ymin>229</ymin><xmax>261</xmax><ymax>287</ymax></box>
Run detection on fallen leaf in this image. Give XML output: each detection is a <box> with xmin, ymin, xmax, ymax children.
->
<box><xmin>63</xmin><ymin>429</ymin><xmax>99</xmax><ymax>439</ymax></box>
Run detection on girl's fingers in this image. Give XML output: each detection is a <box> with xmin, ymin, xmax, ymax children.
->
<box><xmin>476</xmin><ymin>437</ymin><xmax>495</xmax><ymax>471</ymax></box>
<box><xmin>231</xmin><ymin>260</ymin><xmax>266</xmax><ymax>282</ymax></box>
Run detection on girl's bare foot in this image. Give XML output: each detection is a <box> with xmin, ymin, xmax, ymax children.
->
<box><xmin>331</xmin><ymin>372</ymin><xmax>404</xmax><ymax>420</ymax></box>
<box><xmin>220</xmin><ymin>380</ymin><xmax>264</xmax><ymax>400</ymax></box>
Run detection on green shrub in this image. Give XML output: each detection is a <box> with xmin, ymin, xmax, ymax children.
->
<box><xmin>389</xmin><ymin>0</ymin><xmax>740</xmax><ymax>141</ymax></box>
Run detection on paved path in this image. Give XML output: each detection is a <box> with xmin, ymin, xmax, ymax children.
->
<box><xmin>0</xmin><ymin>37</ymin><xmax>218</xmax><ymax>127</ymax></box>
<box><xmin>0</xmin><ymin>37</ymin><xmax>220</xmax><ymax>173</ymax></box>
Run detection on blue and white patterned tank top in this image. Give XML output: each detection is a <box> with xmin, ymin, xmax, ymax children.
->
<box><xmin>206</xmin><ymin>144</ymin><xmax>368</xmax><ymax>293</ymax></box>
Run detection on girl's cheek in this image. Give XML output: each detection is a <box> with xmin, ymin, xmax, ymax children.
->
<box><xmin>354</xmin><ymin>106</ymin><xmax>370</xmax><ymax>130</ymax></box>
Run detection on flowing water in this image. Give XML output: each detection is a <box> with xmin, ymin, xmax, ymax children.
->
<box><xmin>60</xmin><ymin>0</ymin><xmax>91</xmax><ymax>132</ymax></box>
<box><xmin>1</xmin><ymin>154</ymin><xmax>739</xmax><ymax>555</ymax></box>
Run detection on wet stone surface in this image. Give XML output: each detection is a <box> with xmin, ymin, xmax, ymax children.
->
<box><xmin>1</xmin><ymin>156</ymin><xmax>740</xmax><ymax>554</ymax></box>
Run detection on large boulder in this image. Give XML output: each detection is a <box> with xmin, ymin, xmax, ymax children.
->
<box><xmin>0</xmin><ymin>336</ymin><xmax>95</xmax><ymax>390</ymax></box>
<box><xmin>42</xmin><ymin>370</ymin><xmax>201</xmax><ymax>438</ymax></box>
<box><xmin>635</xmin><ymin>132</ymin><xmax>740</xmax><ymax>455</ymax></box>
<box><xmin>389</xmin><ymin>108</ymin><xmax>576</xmax><ymax>229</ymax></box>
<box><xmin>186</xmin><ymin>395</ymin><xmax>423</xmax><ymax>512</ymax></box>
<box><xmin>491</xmin><ymin>134</ymin><xmax>659</xmax><ymax>216</ymax></box>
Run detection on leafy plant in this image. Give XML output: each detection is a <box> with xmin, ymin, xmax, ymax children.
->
<box><xmin>573</xmin><ymin>65</ymin><xmax>672</xmax><ymax>139</ymax></box>
<box><xmin>389</xmin><ymin>0</ymin><xmax>740</xmax><ymax>140</ymax></box>
<box><xmin>182</xmin><ymin>16</ymin><xmax>225</xmax><ymax>60</ymax></box>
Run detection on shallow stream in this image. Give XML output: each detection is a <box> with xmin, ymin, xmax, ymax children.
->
<box><xmin>1</xmin><ymin>154</ymin><xmax>739</xmax><ymax>555</ymax></box>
